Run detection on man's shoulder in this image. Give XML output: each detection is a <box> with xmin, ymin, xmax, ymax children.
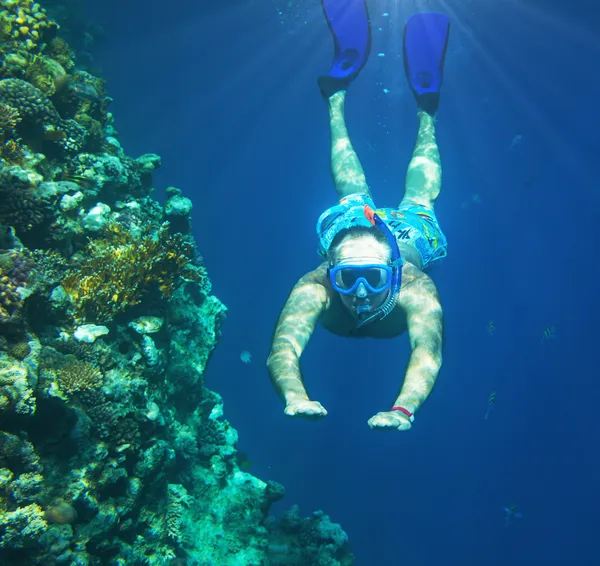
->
<box><xmin>291</xmin><ymin>263</ymin><xmax>335</xmax><ymax>305</ymax></box>
<box><xmin>298</xmin><ymin>262</ymin><xmax>329</xmax><ymax>286</ymax></box>
<box><xmin>400</xmin><ymin>261</ymin><xmax>429</xmax><ymax>284</ymax></box>
<box><xmin>398</xmin><ymin>264</ymin><xmax>439</xmax><ymax>303</ymax></box>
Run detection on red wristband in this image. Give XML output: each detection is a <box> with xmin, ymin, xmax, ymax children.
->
<box><xmin>391</xmin><ymin>406</ymin><xmax>414</xmax><ymax>422</ymax></box>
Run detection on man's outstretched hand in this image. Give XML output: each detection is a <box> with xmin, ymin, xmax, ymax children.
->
<box><xmin>368</xmin><ymin>410</ymin><xmax>412</xmax><ymax>431</ymax></box>
<box><xmin>284</xmin><ymin>399</ymin><xmax>328</xmax><ymax>420</ymax></box>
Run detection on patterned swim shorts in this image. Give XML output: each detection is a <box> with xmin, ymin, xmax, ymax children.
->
<box><xmin>373</xmin><ymin>203</ymin><xmax>447</xmax><ymax>269</ymax></box>
<box><xmin>316</xmin><ymin>193</ymin><xmax>447</xmax><ymax>270</ymax></box>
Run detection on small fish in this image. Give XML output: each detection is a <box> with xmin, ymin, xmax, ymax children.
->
<box><xmin>487</xmin><ymin>320</ymin><xmax>496</xmax><ymax>336</ymax></box>
<box><xmin>240</xmin><ymin>350</ymin><xmax>252</xmax><ymax>364</ymax></box>
<box><xmin>542</xmin><ymin>325</ymin><xmax>557</xmax><ymax>342</ymax></box>
<box><xmin>471</xmin><ymin>193</ymin><xmax>481</xmax><ymax>204</ymax></box>
<box><xmin>509</xmin><ymin>134</ymin><xmax>523</xmax><ymax>151</ymax></box>
<box><xmin>484</xmin><ymin>391</ymin><xmax>496</xmax><ymax>420</ymax></box>
<box><xmin>60</xmin><ymin>172</ymin><xmax>96</xmax><ymax>190</ymax></box>
<box><xmin>503</xmin><ymin>504</ymin><xmax>523</xmax><ymax>526</ymax></box>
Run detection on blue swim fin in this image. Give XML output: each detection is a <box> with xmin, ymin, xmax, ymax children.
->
<box><xmin>318</xmin><ymin>0</ymin><xmax>371</xmax><ymax>98</ymax></box>
<box><xmin>403</xmin><ymin>12</ymin><xmax>450</xmax><ymax>114</ymax></box>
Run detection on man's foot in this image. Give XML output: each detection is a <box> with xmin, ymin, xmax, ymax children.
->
<box><xmin>284</xmin><ymin>399</ymin><xmax>328</xmax><ymax>420</ymax></box>
<box><xmin>368</xmin><ymin>411</ymin><xmax>412</xmax><ymax>431</ymax></box>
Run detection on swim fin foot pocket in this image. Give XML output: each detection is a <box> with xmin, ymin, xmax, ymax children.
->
<box><xmin>317</xmin><ymin>75</ymin><xmax>350</xmax><ymax>99</ymax></box>
<box><xmin>414</xmin><ymin>92</ymin><xmax>441</xmax><ymax>115</ymax></box>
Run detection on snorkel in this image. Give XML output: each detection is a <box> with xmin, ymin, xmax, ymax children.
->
<box><xmin>356</xmin><ymin>205</ymin><xmax>403</xmax><ymax>327</ymax></box>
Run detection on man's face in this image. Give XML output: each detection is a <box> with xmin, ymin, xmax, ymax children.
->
<box><xmin>331</xmin><ymin>235</ymin><xmax>391</xmax><ymax>318</ymax></box>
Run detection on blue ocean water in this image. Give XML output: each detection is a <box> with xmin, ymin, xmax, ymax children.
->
<box><xmin>89</xmin><ymin>0</ymin><xmax>599</xmax><ymax>563</ymax></box>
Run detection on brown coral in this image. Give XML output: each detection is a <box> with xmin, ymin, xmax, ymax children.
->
<box><xmin>44</xmin><ymin>499</ymin><xmax>77</xmax><ymax>525</ymax></box>
<box><xmin>0</xmin><ymin>139</ymin><xmax>26</xmax><ymax>164</ymax></box>
<box><xmin>0</xmin><ymin>102</ymin><xmax>21</xmax><ymax>139</ymax></box>
<box><xmin>61</xmin><ymin>222</ymin><xmax>204</xmax><ymax>323</ymax></box>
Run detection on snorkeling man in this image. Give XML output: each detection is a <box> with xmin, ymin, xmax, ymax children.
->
<box><xmin>267</xmin><ymin>2</ymin><xmax>450</xmax><ymax>432</ymax></box>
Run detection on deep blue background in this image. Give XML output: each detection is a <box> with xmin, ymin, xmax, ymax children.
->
<box><xmin>87</xmin><ymin>0</ymin><xmax>599</xmax><ymax>563</ymax></box>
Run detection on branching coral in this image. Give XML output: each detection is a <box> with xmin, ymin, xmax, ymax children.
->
<box><xmin>0</xmin><ymin>138</ymin><xmax>26</xmax><ymax>163</ymax></box>
<box><xmin>28</xmin><ymin>248</ymin><xmax>67</xmax><ymax>288</ymax></box>
<box><xmin>55</xmin><ymin>356</ymin><xmax>103</xmax><ymax>397</ymax></box>
<box><xmin>166</xmin><ymin>484</ymin><xmax>191</xmax><ymax>543</ymax></box>
<box><xmin>0</xmin><ymin>101</ymin><xmax>26</xmax><ymax>164</ymax></box>
<box><xmin>61</xmin><ymin>222</ymin><xmax>205</xmax><ymax>323</ymax></box>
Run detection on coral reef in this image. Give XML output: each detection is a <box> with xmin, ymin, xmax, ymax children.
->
<box><xmin>0</xmin><ymin>1</ymin><xmax>355</xmax><ymax>565</ymax></box>
<box><xmin>266</xmin><ymin>506</ymin><xmax>354</xmax><ymax>566</ymax></box>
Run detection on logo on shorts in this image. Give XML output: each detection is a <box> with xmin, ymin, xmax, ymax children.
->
<box><xmin>388</xmin><ymin>221</ymin><xmax>411</xmax><ymax>240</ymax></box>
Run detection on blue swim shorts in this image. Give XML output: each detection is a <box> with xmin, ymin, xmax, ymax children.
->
<box><xmin>316</xmin><ymin>193</ymin><xmax>447</xmax><ymax>270</ymax></box>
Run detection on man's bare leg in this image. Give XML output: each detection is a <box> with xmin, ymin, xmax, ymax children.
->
<box><xmin>401</xmin><ymin>110</ymin><xmax>441</xmax><ymax>209</ymax></box>
<box><xmin>327</xmin><ymin>91</ymin><xmax>372</xmax><ymax>201</ymax></box>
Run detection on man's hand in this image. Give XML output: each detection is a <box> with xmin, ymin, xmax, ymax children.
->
<box><xmin>284</xmin><ymin>399</ymin><xmax>328</xmax><ymax>420</ymax></box>
<box><xmin>368</xmin><ymin>411</ymin><xmax>412</xmax><ymax>431</ymax></box>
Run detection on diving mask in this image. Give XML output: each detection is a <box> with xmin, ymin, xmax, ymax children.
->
<box><xmin>328</xmin><ymin>263</ymin><xmax>393</xmax><ymax>295</ymax></box>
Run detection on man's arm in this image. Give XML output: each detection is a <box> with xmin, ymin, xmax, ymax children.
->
<box><xmin>394</xmin><ymin>270</ymin><xmax>443</xmax><ymax>415</ymax></box>
<box><xmin>267</xmin><ymin>269</ymin><xmax>329</xmax><ymax>407</ymax></box>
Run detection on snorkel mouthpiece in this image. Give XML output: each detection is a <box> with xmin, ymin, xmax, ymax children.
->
<box><xmin>356</xmin><ymin>303</ymin><xmax>372</xmax><ymax>314</ymax></box>
<box><xmin>357</xmin><ymin>205</ymin><xmax>403</xmax><ymax>328</ymax></box>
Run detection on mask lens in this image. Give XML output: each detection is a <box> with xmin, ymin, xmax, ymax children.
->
<box><xmin>363</xmin><ymin>268</ymin><xmax>387</xmax><ymax>288</ymax></box>
<box><xmin>339</xmin><ymin>269</ymin><xmax>361</xmax><ymax>289</ymax></box>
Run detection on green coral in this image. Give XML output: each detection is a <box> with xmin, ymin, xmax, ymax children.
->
<box><xmin>0</xmin><ymin>0</ymin><xmax>58</xmax><ymax>55</ymax></box>
<box><xmin>61</xmin><ymin>222</ymin><xmax>205</xmax><ymax>323</ymax></box>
